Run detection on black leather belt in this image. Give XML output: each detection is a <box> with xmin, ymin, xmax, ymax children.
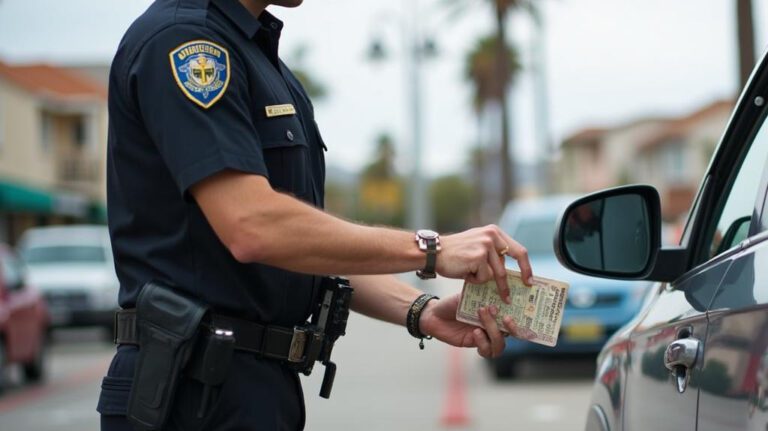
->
<box><xmin>114</xmin><ymin>309</ymin><xmax>309</xmax><ymax>363</ymax></box>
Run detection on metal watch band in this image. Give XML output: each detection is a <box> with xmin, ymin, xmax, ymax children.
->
<box><xmin>416</xmin><ymin>237</ymin><xmax>438</xmax><ymax>279</ymax></box>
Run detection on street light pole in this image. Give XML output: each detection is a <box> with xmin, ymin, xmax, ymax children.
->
<box><xmin>405</xmin><ymin>0</ymin><xmax>430</xmax><ymax>231</ymax></box>
<box><xmin>368</xmin><ymin>1</ymin><xmax>433</xmax><ymax>231</ymax></box>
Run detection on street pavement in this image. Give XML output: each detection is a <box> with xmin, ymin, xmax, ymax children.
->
<box><xmin>0</xmin><ymin>278</ymin><xmax>594</xmax><ymax>431</ymax></box>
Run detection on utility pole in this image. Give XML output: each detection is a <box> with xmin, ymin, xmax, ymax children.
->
<box><xmin>406</xmin><ymin>0</ymin><xmax>429</xmax><ymax>231</ymax></box>
<box><xmin>368</xmin><ymin>1</ymin><xmax>435</xmax><ymax>230</ymax></box>
<box><xmin>530</xmin><ymin>7</ymin><xmax>553</xmax><ymax>193</ymax></box>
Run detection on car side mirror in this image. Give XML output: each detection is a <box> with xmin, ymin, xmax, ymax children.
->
<box><xmin>554</xmin><ymin>185</ymin><xmax>663</xmax><ymax>279</ymax></box>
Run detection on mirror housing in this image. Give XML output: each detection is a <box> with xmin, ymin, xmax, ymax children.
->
<box><xmin>554</xmin><ymin>185</ymin><xmax>669</xmax><ymax>280</ymax></box>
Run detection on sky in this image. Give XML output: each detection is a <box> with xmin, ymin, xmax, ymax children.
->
<box><xmin>0</xmin><ymin>0</ymin><xmax>766</xmax><ymax>176</ymax></box>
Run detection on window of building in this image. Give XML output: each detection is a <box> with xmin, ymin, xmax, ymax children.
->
<box><xmin>40</xmin><ymin>111</ymin><xmax>51</xmax><ymax>152</ymax></box>
<box><xmin>661</xmin><ymin>141</ymin><xmax>685</xmax><ymax>184</ymax></box>
<box><xmin>73</xmin><ymin>116</ymin><xmax>86</xmax><ymax>147</ymax></box>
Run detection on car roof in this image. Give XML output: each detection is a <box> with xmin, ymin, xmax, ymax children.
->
<box><xmin>18</xmin><ymin>224</ymin><xmax>109</xmax><ymax>248</ymax></box>
<box><xmin>500</xmin><ymin>194</ymin><xmax>582</xmax><ymax>228</ymax></box>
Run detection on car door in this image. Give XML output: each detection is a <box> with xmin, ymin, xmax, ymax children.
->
<box><xmin>623</xmin><ymin>262</ymin><xmax>727</xmax><ymax>431</ymax></box>
<box><xmin>623</xmin><ymin>83</ymin><xmax>768</xmax><ymax>431</ymax></box>
<box><xmin>695</xmin><ymin>107</ymin><xmax>768</xmax><ymax>431</ymax></box>
<box><xmin>2</xmin><ymin>251</ymin><xmax>37</xmax><ymax>362</ymax></box>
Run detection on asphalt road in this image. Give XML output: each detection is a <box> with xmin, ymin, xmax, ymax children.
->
<box><xmin>0</xmin><ymin>279</ymin><xmax>595</xmax><ymax>431</ymax></box>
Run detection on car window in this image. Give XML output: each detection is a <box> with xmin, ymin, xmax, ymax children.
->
<box><xmin>707</xmin><ymin>115</ymin><xmax>768</xmax><ymax>258</ymax></box>
<box><xmin>1</xmin><ymin>254</ymin><xmax>24</xmax><ymax>290</ymax></box>
<box><xmin>22</xmin><ymin>245</ymin><xmax>107</xmax><ymax>265</ymax></box>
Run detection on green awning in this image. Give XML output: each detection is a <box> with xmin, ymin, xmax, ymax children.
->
<box><xmin>89</xmin><ymin>202</ymin><xmax>108</xmax><ymax>223</ymax></box>
<box><xmin>0</xmin><ymin>180</ymin><xmax>54</xmax><ymax>214</ymax></box>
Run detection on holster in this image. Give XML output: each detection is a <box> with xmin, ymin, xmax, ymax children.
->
<box><xmin>127</xmin><ymin>282</ymin><xmax>208</xmax><ymax>431</ymax></box>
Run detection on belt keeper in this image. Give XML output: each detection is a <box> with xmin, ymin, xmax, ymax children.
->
<box><xmin>288</xmin><ymin>327</ymin><xmax>308</xmax><ymax>363</ymax></box>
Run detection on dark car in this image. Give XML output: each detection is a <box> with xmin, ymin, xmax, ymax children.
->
<box><xmin>494</xmin><ymin>196</ymin><xmax>651</xmax><ymax>379</ymax></box>
<box><xmin>554</xmin><ymin>51</ymin><xmax>768</xmax><ymax>431</ymax></box>
<box><xmin>0</xmin><ymin>245</ymin><xmax>49</xmax><ymax>391</ymax></box>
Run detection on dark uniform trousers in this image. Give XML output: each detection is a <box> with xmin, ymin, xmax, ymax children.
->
<box><xmin>99</xmin><ymin>346</ymin><xmax>305</xmax><ymax>430</ymax></box>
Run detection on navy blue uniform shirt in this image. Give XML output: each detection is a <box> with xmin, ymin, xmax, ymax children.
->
<box><xmin>99</xmin><ymin>0</ymin><xmax>326</xmax><ymax>428</ymax></box>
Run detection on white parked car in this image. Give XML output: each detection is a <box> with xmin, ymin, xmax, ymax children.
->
<box><xmin>17</xmin><ymin>225</ymin><xmax>118</xmax><ymax>333</ymax></box>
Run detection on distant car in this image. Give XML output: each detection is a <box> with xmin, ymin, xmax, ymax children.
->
<box><xmin>18</xmin><ymin>225</ymin><xmax>118</xmax><ymax>333</ymax></box>
<box><xmin>554</xmin><ymin>50</ymin><xmax>768</xmax><ymax>431</ymax></box>
<box><xmin>493</xmin><ymin>195</ymin><xmax>651</xmax><ymax>379</ymax></box>
<box><xmin>0</xmin><ymin>244</ymin><xmax>49</xmax><ymax>390</ymax></box>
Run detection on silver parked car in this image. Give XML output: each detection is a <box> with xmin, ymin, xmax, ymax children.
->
<box><xmin>554</xmin><ymin>50</ymin><xmax>768</xmax><ymax>431</ymax></box>
<box><xmin>18</xmin><ymin>225</ymin><xmax>118</xmax><ymax>333</ymax></box>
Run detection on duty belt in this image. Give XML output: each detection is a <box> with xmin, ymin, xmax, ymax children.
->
<box><xmin>114</xmin><ymin>309</ymin><xmax>310</xmax><ymax>364</ymax></box>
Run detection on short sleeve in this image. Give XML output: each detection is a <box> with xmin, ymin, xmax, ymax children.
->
<box><xmin>129</xmin><ymin>25</ymin><xmax>267</xmax><ymax>196</ymax></box>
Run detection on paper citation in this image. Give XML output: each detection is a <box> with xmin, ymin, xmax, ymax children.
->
<box><xmin>456</xmin><ymin>269</ymin><xmax>569</xmax><ymax>347</ymax></box>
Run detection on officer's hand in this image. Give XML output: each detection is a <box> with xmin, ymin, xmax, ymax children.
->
<box><xmin>436</xmin><ymin>225</ymin><xmax>532</xmax><ymax>303</ymax></box>
<box><xmin>419</xmin><ymin>294</ymin><xmax>522</xmax><ymax>358</ymax></box>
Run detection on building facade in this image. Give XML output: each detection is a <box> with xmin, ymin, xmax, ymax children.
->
<box><xmin>0</xmin><ymin>61</ymin><xmax>107</xmax><ymax>244</ymax></box>
<box><xmin>557</xmin><ymin>100</ymin><xmax>733</xmax><ymax>225</ymax></box>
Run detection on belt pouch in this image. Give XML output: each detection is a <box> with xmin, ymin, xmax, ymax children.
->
<box><xmin>127</xmin><ymin>282</ymin><xmax>208</xmax><ymax>430</ymax></box>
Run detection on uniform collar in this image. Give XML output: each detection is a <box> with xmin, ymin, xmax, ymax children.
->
<box><xmin>212</xmin><ymin>0</ymin><xmax>283</xmax><ymax>39</ymax></box>
<box><xmin>258</xmin><ymin>10</ymin><xmax>284</xmax><ymax>35</ymax></box>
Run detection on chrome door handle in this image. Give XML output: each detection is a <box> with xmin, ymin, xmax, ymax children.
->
<box><xmin>664</xmin><ymin>337</ymin><xmax>701</xmax><ymax>393</ymax></box>
<box><xmin>664</xmin><ymin>338</ymin><xmax>701</xmax><ymax>371</ymax></box>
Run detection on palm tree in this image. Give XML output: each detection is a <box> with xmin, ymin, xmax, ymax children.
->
<box><xmin>464</xmin><ymin>35</ymin><xmax>520</xmax><ymax>218</ymax></box>
<box><xmin>447</xmin><ymin>0</ymin><xmax>535</xmax><ymax>206</ymax></box>
<box><xmin>736</xmin><ymin>0</ymin><xmax>756</xmax><ymax>89</ymax></box>
<box><xmin>465</xmin><ymin>35</ymin><xmax>520</xmax><ymax>113</ymax></box>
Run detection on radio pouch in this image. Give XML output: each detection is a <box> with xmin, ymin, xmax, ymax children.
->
<box><xmin>127</xmin><ymin>282</ymin><xmax>208</xmax><ymax>430</ymax></box>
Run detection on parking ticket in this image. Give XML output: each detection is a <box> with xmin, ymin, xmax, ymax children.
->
<box><xmin>456</xmin><ymin>269</ymin><xmax>570</xmax><ymax>347</ymax></box>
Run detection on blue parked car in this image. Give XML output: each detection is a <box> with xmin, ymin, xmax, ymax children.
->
<box><xmin>492</xmin><ymin>195</ymin><xmax>652</xmax><ymax>379</ymax></box>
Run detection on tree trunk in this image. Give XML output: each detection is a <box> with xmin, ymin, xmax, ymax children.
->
<box><xmin>736</xmin><ymin>0</ymin><xmax>756</xmax><ymax>89</ymax></box>
<box><xmin>495</xmin><ymin>5</ymin><xmax>514</xmax><ymax>208</ymax></box>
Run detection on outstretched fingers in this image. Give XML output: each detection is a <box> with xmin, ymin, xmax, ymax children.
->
<box><xmin>499</xmin><ymin>231</ymin><xmax>533</xmax><ymax>286</ymax></box>
<box><xmin>487</xmin><ymin>247</ymin><xmax>511</xmax><ymax>304</ymax></box>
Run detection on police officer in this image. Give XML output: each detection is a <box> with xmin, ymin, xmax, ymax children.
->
<box><xmin>97</xmin><ymin>0</ymin><xmax>533</xmax><ymax>430</ymax></box>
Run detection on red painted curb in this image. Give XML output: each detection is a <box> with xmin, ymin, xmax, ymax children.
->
<box><xmin>440</xmin><ymin>347</ymin><xmax>470</xmax><ymax>427</ymax></box>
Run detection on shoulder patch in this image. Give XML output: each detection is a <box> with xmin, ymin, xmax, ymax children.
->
<box><xmin>169</xmin><ymin>40</ymin><xmax>230</xmax><ymax>109</ymax></box>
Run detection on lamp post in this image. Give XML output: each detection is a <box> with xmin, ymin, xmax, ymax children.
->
<box><xmin>368</xmin><ymin>0</ymin><xmax>437</xmax><ymax>231</ymax></box>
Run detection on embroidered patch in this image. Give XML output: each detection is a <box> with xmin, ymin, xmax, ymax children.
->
<box><xmin>169</xmin><ymin>40</ymin><xmax>230</xmax><ymax>109</ymax></box>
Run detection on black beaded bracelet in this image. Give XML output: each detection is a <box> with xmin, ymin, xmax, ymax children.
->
<box><xmin>406</xmin><ymin>293</ymin><xmax>439</xmax><ymax>350</ymax></box>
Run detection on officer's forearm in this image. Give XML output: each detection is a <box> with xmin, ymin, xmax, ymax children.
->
<box><xmin>347</xmin><ymin>274</ymin><xmax>422</xmax><ymax>326</ymax></box>
<box><xmin>193</xmin><ymin>171</ymin><xmax>426</xmax><ymax>275</ymax></box>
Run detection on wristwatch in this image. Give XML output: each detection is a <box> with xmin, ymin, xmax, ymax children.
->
<box><xmin>414</xmin><ymin>229</ymin><xmax>441</xmax><ymax>279</ymax></box>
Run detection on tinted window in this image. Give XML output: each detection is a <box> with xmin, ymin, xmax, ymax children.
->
<box><xmin>707</xmin><ymin>115</ymin><xmax>768</xmax><ymax>258</ymax></box>
<box><xmin>23</xmin><ymin>245</ymin><xmax>107</xmax><ymax>264</ymax></box>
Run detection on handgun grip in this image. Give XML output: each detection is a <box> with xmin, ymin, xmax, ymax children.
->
<box><xmin>319</xmin><ymin>361</ymin><xmax>337</xmax><ymax>399</ymax></box>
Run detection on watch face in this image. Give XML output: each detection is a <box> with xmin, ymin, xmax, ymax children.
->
<box><xmin>417</xmin><ymin>229</ymin><xmax>439</xmax><ymax>240</ymax></box>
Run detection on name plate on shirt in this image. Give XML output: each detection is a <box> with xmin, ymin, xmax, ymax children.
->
<box><xmin>265</xmin><ymin>104</ymin><xmax>297</xmax><ymax>118</ymax></box>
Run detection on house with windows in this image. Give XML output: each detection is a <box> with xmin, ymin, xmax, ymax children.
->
<box><xmin>558</xmin><ymin>99</ymin><xmax>734</xmax><ymax>223</ymax></box>
<box><xmin>0</xmin><ymin>60</ymin><xmax>107</xmax><ymax>244</ymax></box>
<box><xmin>633</xmin><ymin>100</ymin><xmax>733</xmax><ymax>221</ymax></box>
